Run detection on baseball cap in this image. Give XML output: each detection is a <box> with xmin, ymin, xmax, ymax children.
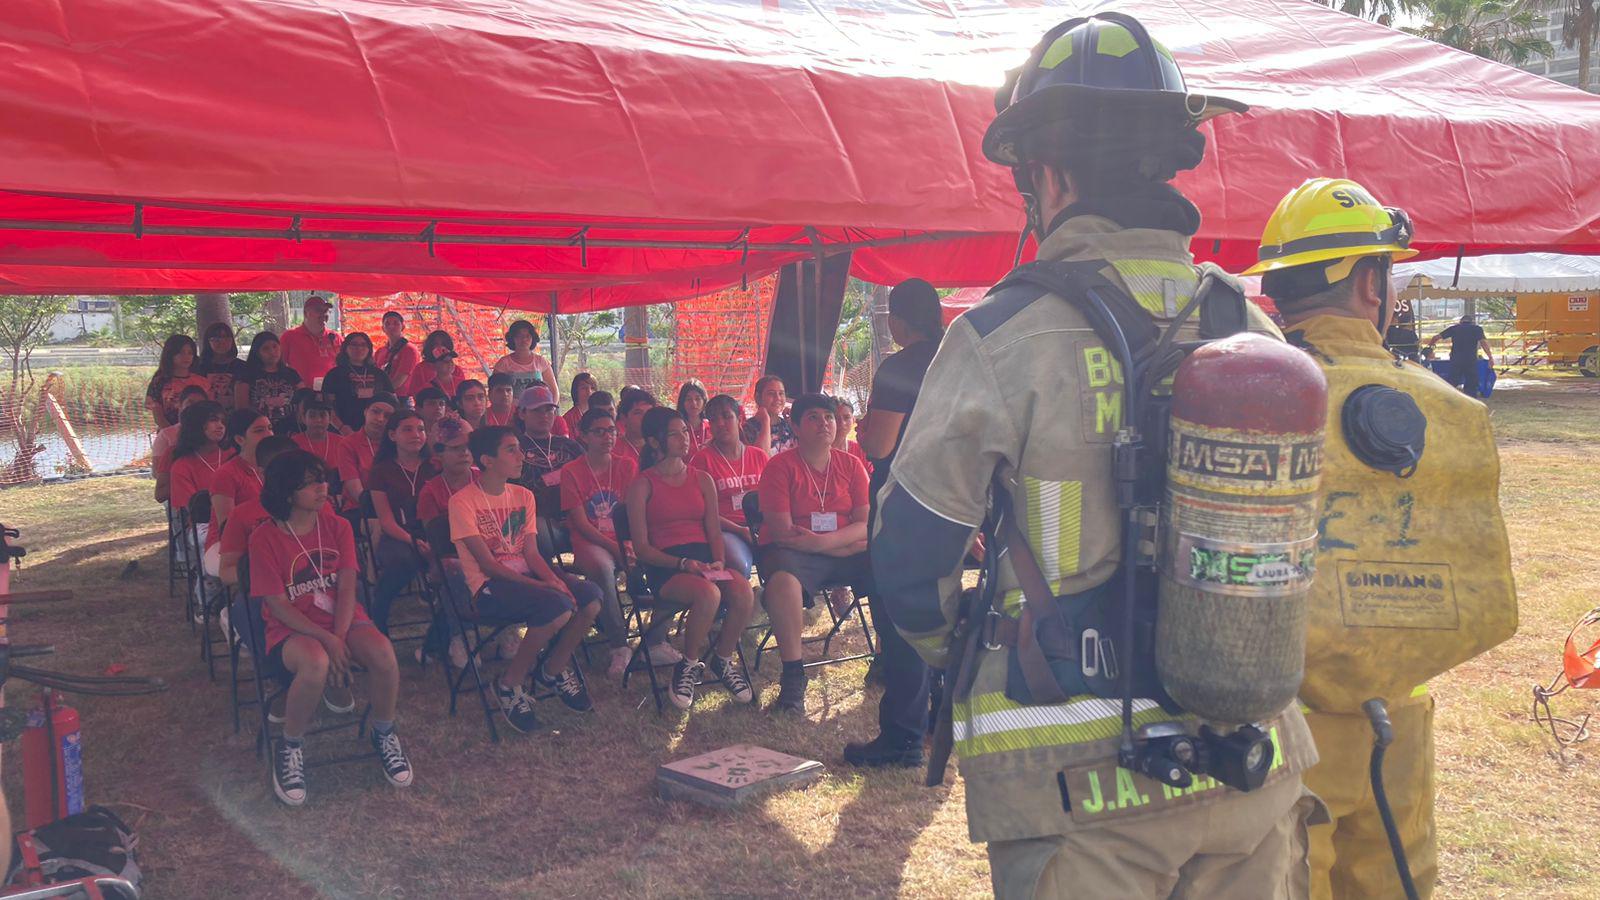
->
<box><xmin>517</xmin><ymin>385</ymin><xmax>559</xmax><ymax>410</ymax></box>
<box><xmin>426</xmin><ymin>345</ymin><xmax>458</xmax><ymax>363</ymax></box>
<box><xmin>364</xmin><ymin>391</ymin><xmax>400</xmax><ymax>412</ymax></box>
<box><xmin>304</xmin><ymin>294</ymin><xmax>332</xmax><ymax>311</ymax></box>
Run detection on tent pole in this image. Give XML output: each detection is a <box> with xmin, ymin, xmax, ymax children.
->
<box><xmin>548</xmin><ymin>291</ymin><xmax>559</xmax><ymax>393</ymax></box>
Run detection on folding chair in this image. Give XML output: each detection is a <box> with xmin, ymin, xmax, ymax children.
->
<box><xmin>422</xmin><ymin>517</ymin><xmax>587</xmax><ymax>740</ymax></box>
<box><xmin>612</xmin><ymin>504</ymin><xmax>751</xmax><ymax>713</ymax></box>
<box><xmin>229</xmin><ymin>559</ymin><xmax>373</xmax><ymax>769</ymax></box>
<box><xmin>741</xmin><ymin>492</ymin><xmax>876</xmax><ymax>672</ymax></box>
<box><xmin>180</xmin><ymin>491</ymin><xmax>233</xmax><ymax>680</ymax></box>
<box><xmin>164</xmin><ymin>500</ymin><xmax>191</xmax><ymax>601</ymax></box>
<box><xmin>358</xmin><ymin>491</ymin><xmax>439</xmax><ymax>654</ymax></box>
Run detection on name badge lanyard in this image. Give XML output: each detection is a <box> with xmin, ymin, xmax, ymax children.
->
<box><xmin>585</xmin><ymin>456</ymin><xmax>616</xmax><ymax>530</ymax></box>
<box><xmin>286</xmin><ymin>518</ymin><xmax>335</xmax><ymax>615</ymax></box>
<box><xmin>800</xmin><ymin>453</ymin><xmax>833</xmax><ymax>518</ymax></box>
<box><xmin>712</xmin><ymin>444</ymin><xmax>751</xmax><ymax>494</ymax></box>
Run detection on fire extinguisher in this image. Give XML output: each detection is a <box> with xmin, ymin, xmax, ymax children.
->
<box><xmin>21</xmin><ymin>691</ymin><xmax>85</xmax><ymax>829</ymax></box>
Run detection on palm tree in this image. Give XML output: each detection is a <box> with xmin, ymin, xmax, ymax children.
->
<box><xmin>1323</xmin><ymin>0</ymin><xmax>1429</xmax><ymax>20</ymax></box>
<box><xmin>1562</xmin><ymin>0</ymin><xmax>1599</xmax><ymax>90</ymax></box>
<box><xmin>1409</xmin><ymin>0</ymin><xmax>1555</xmax><ymax>64</ymax></box>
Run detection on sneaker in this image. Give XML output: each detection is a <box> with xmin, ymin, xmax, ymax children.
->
<box><xmin>371</xmin><ymin>728</ymin><xmax>414</xmax><ymax>788</ymax></box>
<box><xmin>772</xmin><ymin>666</ymin><xmax>807</xmax><ymax>714</ymax></box>
<box><xmin>272</xmin><ymin>739</ymin><xmax>307</xmax><ymax>806</ymax></box>
<box><xmin>323</xmin><ymin>683</ymin><xmax>356</xmax><ymax>714</ymax></box>
<box><xmin>494</xmin><ymin>678</ymin><xmax>540</xmax><ymax>734</ymax></box>
<box><xmin>644</xmin><ymin>642</ymin><xmax>683</xmax><ymax>667</ymax></box>
<box><xmin>607</xmin><ymin>646</ymin><xmax>632</xmax><ymax>679</ymax></box>
<box><xmin>536</xmin><ymin>665</ymin><xmax>594</xmax><ymax>713</ymax></box>
<box><xmin>267</xmin><ymin>693</ymin><xmax>287</xmax><ymax>725</ymax></box>
<box><xmin>670</xmin><ymin>660</ymin><xmax>704</xmax><ymax>710</ymax></box>
<box><xmin>448</xmin><ymin>636</ymin><xmax>470</xmax><ymax>670</ymax></box>
<box><xmin>843</xmin><ymin>734</ymin><xmax>925</xmax><ymax>769</ymax></box>
<box><xmin>708</xmin><ymin>654</ymin><xmax>754</xmax><ymax>704</ymax></box>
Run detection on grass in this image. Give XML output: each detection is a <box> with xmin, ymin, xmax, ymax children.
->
<box><xmin>2</xmin><ymin>377</ymin><xmax>1599</xmax><ymax>897</ymax></box>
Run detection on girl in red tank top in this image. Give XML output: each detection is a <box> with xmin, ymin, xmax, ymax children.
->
<box><xmin>624</xmin><ymin>407</ymin><xmax>756</xmax><ymax>710</ymax></box>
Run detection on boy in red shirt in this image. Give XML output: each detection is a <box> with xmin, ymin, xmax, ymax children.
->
<box><xmin>450</xmin><ymin>426</ymin><xmax>602</xmax><ymax>733</ymax></box>
<box><xmin>249</xmin><ymin>449</ymin><xmax>411</xmax><ymax>806</ymax></box>
<box><xmin>336</xmin><ymin>393</ymin><xmax>397</xmax><ymax>508</ymax></box>
<box><xmin>756</xmin><ymin>392</ymin><xmax>872</xmax><ymax>713</ymax></box>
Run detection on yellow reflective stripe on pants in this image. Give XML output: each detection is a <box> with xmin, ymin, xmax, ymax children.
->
<box><xmin>954</xmin><ymin>691</ymin><xmax>1175</xmax><ymax>755</ymax></box>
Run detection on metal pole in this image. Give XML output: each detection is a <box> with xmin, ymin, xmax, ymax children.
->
<box><xmin>547</xmin><ymin>291</ymin><xmax>559</xmax><ymax>397</ymax></box>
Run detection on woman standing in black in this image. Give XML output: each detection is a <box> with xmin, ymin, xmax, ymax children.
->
<box><xmin>321</xmin><ymin>331</ymin><xmax>396</xmax><ymax>433</ymax></box>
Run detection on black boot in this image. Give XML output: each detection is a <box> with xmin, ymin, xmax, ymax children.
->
<box><xmin>772</xmin><ymin>662</ymin><xmax>807</xmax><ymax>713</ymax></box>
<box><xmin>843</xmin><ymin>733</ymin><xmax>925</xmax><ymax>769</ymax></box>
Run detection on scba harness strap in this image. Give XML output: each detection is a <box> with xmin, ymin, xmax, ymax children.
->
<box><xmin>927</xmin><ymin>258</ymin><xmax>1248</xmax><ymax>784</ymax></box>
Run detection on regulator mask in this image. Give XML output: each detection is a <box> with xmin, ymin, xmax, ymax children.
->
<box><xmin>1342</xmin><ymin>384</ymin><xmax>1427</xmax><ymax>478</ymax></box>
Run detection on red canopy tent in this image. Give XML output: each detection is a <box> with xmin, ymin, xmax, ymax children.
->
<box><xmin>1</xmin><ymin>0</ymin><xmax>1599</xmax><ymax>311</ymax></box>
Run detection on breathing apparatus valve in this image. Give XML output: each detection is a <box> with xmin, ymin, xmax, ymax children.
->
<box><xmin>1121</xmin><ymin>722</ymin><xmax>1276</xmax><ymax>793</ymax></box>
<box><xmin>1342</xmin><ymin>385</ymin><xmax>1427</xmax><ymax>478</ymax></box>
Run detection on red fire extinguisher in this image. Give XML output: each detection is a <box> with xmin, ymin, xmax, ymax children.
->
<box><xmin>21</xmin><ymin>691</ymin><xmax>85</xmax><ymax>829</ymax></box>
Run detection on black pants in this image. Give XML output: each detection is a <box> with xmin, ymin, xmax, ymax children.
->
<box><xmin>866</xmin><ymin>474</ymin><xmax>931</xmax><ymax>746</ymax></box>
<box><xmin>1449</xmin><ymin>358</ymin><xmax>1481</xmax><ymax>398</ymax></box>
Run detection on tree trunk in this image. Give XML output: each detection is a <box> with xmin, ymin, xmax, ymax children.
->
<box><xmin>195</xmin><ymin>292</ymin><xmax>231</xmax><ymax>338</ymax></box>
<box><xmin>624</xmin><ymin>306</ymin><xmax>649</xmax><ymax>385</ymax></box>
<box><xmin>265</xmin><ymin>292</ymin><xmax>291</xmax><ymax>334</ymax></box>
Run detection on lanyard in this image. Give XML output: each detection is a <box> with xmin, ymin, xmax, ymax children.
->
<box><xmin>199</xmin><ymin>449</ymin><xmax>224</xmax><ymax>473</ymax></box>
<box><xmin>710</xmin><ymin>443</ymin><xmax>750</xmax><ymax>488</ymax></box>
<box><xmin>286</xmin><ymin>517</ymin><xmax>326</xmax><ymax>583</ymax></box>
<box><xmin>245</xmin><ymin>460</ymin><xmax>263</xmax><ymax>487</ymax></box>
<box><xmin>528</xmin><ymin>435</ymin><xmax>557</xmax><ymax>469</ymax></box>
<box><xmin>398</xmin><ymin>460</ymin><xmax>422</xmax><ymax>496</ymax></box>
<box><xmin>800</xmin><ymin>452</ymin><xmax>832</xmax><ymax>508</ymax></box>
<box><xmin>584</xmin><ymin>455</ymin><xmax>613</xmax><ymax>497</ymax></box>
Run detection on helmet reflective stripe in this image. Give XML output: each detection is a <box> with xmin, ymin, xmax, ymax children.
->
<box><xmin>1256</xmin><ymin>211</ymin><xmax>1414</xmax><ymax>263</ymax></box>
<box><xmin>1243</xmin><ymin>178</ymin><xmax>1419</xmax><ymax>277</ymax></box>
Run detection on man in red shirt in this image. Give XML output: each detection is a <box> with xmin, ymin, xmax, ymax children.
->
<box><xmin>755</xmin><ymin>392</ymin><xmax>872</xmax><ymax>713</ymax></box>
<box><xmin>280</xmin><ymin>295</ymin><xmax>343</xmax><ymax>389</ymax></box>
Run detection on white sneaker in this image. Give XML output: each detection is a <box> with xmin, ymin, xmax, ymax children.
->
<box><xmin>448</xmin><ymin>636</ymin><xmax>470</xmax><ymax>670</ymax></box>
<box><xmin>608</xmin><ymin>646</ymin><xmax>632</xmax><ymax>678</ymax></box>
<box><xmin>644</xmin><ymin>642</ymin><xmax>683</xmax><ymax>666</ymax></box>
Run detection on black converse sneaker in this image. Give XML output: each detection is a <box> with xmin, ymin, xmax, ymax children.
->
<box><xmin>708</xmin><ymin>654</ymin><xmax>754</xmax><ymax>704</ymax></box>
<box><xmin>536</xmin><ymin>664</ymin><xmax>594</xmax><ymax>713</ymax></box>
<box><xmin>670</xmin><ymin>660</ymin><xmax>704</xmax><ymax>710</ymax></box>
<box><xmin>371</xmin><ymin>728</ymin><xmax>414</xmax><ymax>788</ymax></box>
<box><xmin>273</xmin><ymin>739</ymin><xmax>307</xmax><ymax>807</ymax></box>
<box><xmin>494</xmin><ymin>677</ymin><xmax>540</xmax><ymax>733</ymax></box>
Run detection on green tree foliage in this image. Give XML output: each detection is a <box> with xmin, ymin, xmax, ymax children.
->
<box><xmin>553</xmin><ymin>311</ymin><xmax>621</xmax><ymax>373</ymax></box>
<box><xmin>1323</xmin><ymin>0</ymin><xmax>1428</xmax><ymax>21</ymax></box>
<box><xmin>1409</xmin><ymin>0</ymin><xmax>1554</xmax><ymax>63</ymax></box>
<box><xmin>120</xmin><ymin>292</ymin><xmax>280</xmax><ymax>347</ymax></box>
<box><xmin>0</xmin><ymin>295</ymin><xmax>72</xmax><ymax>379</ymax></box>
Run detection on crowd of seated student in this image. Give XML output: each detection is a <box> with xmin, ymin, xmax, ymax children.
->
<box><xmin>156</xmin><ymin>311</ymin><xmax>908</xmax><ymax>794</ymax></box>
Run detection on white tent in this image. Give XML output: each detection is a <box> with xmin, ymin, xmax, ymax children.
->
<box><xmin>1396</xmin><ymin>253</ymin><xmax>1600</xmax><ymax>293</ymax></box>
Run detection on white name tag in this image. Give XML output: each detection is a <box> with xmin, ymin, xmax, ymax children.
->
<box><xmin>810</xmin><ymin>512</ymin><xmax>839</xmax><ymax>533</ymax></box>
<box><xmin>312</xmin><ymin>591</ymin><xmax>335</xmax><ymax>613</ymax></box>
<box><xmin>731</xmin><ymin>491</ymin><xmax>748</xmax><ymax>511</ymax></box>
<box><xmin>542</xmin><ymin>471</ymin><xmax>562</xmax><ymax>486</ymax></box>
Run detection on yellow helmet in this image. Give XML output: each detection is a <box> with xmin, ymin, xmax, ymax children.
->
<box><xmin>1243</xmin><ymin>178</ymin><xmax>1418</xmax><ymax>279</ymax></box>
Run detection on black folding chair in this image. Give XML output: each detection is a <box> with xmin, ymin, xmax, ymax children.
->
<box><xmin>359</xmin><ymin>491</ymin><xmax>440</xmax><ymax>653</ymax></box>
<box><xmin>229</xmin><ymin>559</ymin><xmax>373</xmax><ymax>769</ymax></box>
<box><xmin>164</xmin><ymin>500</ymin><xmax>191</xmax><ymax>601</ymax></box>
<box><xmin>612</xmin><ymin>503</ymin><xmax>751</xmax><ymax>713</ymax></box>
<box><xmin>742</xmin><ymin>492</ymin><xmax>876</xmax><ymax>672</ymax></box>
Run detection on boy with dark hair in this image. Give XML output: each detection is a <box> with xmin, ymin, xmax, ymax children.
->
<box><xmin>449</xmin><ymin>425</ymin><xmax>603</xmax><ymax>731</ymax></box>
<box><xmin>613</xmin><ymin>390</ymin><xmax>654</xmax><ymax>464</ymax></box>
<box><xmin>485</xmin><ymin>372</ymin><xmax>517</xmax><ymax>427</ymax></box>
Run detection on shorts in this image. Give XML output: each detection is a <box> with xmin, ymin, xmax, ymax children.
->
<box><xmin>473</xmin><ymin>574</ymin><xmax>600</xmax><ymax>628</ymax></box>
<box><xmin>758</xmin><ymin>545</ymin><xmax>872</xmax><ymax>596</ymax></box>
<box><xmin>643</xmin><ymin>543</ymin><xmax>714</xmax><ymax>595</ymax></box>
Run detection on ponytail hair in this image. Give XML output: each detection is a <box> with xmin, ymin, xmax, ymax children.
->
<box><xmin>638</xmin><ymin>406</ymin><xmax>686</xmax><ymax>471</ymax></box>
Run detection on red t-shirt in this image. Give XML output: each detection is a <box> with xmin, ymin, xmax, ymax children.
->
<box><xmin>292</xmin><ymin>432</ymin><xmax>340</xmax><ymax>470</ymax></box>
<box><xmin>561</xmin><ymin>406</ymin><xmax>584</xmax><ymax>436</ymax></box>
<box><xmin>756</xmin><ymin>448</ymin><xmax>870</xmax><ymax>545</ymax></box>
<box><xmin>559</xmin><ymin>455</ymin><xmax>638</xmax><ymax>540</ymax></box>
<box><xmin>689</xmin><ymin>443</ymin><xmax>768</xmax><ymax>525</ymax></box>
<box><xmin>169</xmin><ymin>448</ymin><xmax>236</xmax><ymax>511</ymax></box>
<box><xmin>279</xmin><ymin>325</ymin><xmax>342</xmax><ymax>386</ymax></box>
<box><xmin>215</xmin><ymin>496</ymin><xmax>271</xmax><ymax>553</ymax></box>
<box><xmin>247</xmin><ymin>507</ymin><xmax>366</xmax><ymax>650</ymax></box>
<box><xmin>375</xmin><ymin>341</ymin><xmax>419</xmax><ymax>388</ymax></box>
<box><xmin>638</xmin><ymin>468</ymin><xmax>709</xmax><ymax>549</ymax></box>
<box><xmin>683</xmin><ymin>420</ymin><xmax>711</xmax><ymax>457</ymax></box>
<box><xmin>613</xmin><ymin>437</ymin><xmax>642</xmax><ymax>465</ymax></box>
<box><xmin>402</xmin><ymin>363</ymin><xmax>468</xmax><ymax>398</ymax></box>
<box><xmin>846</xmin><ymin>440</ymin><xmax>874</xmax><ymax>476</ymax></box>
<box><xmin>368</xmin><ymin>458</ymin><xmax>442</xmax><ymax>529</ymax></box>
<box><xmin>485</xmin><ymin>408</ymin><xmax>516</xmax><ymax>428</ymax></box>
<box><xmin>211</xmin><ymin>456</ymin><xmax>265</xmax><ymax>512</ymax></box>
<box><xmin>416</xmin><ymin>469</ymin><xmax>481</xmax><ymax>526</ymax></box>
<box><xmin>336</xmin><ymin>430</ymin><xmax>383</xmax><ymax>486</ymax></box>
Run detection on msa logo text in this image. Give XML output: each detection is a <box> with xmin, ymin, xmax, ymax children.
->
<box><xmin>1176</xmin><ymin>434</ymin><xmax>1278</xmax><ymax>481</ymax></box>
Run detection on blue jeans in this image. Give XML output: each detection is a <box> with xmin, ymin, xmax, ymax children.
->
<box><xmin>370</xmin><ymin>534</ymin><xmax>421</xmax><ymax>635</ymax></box>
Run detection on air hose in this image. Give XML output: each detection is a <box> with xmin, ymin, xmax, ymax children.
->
<box><xmin>1363</xmin><ymin>698</ymin><xmax>1420</xmax><ymax>900</ymax></box>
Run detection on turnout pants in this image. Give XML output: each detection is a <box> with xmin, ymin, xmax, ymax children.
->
<box><xmin>1305</xmin><ymin>695</ymin><xmax>1436</xmax><ymax>900</ymax></box>
<box><xmin>987</xmin><ymin>774</ymin><xmax>1319</xmax><ymax>899</ymax></box>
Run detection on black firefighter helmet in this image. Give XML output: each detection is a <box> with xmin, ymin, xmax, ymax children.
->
<box><xmin>983</xmin><ymin>13</ymin><xmax>1247</xmax><ymax>178</ymax></box>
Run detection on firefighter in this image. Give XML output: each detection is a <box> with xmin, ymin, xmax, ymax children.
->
<box><xmin>1246</xmin><ymin>178</ymin><xmax>1518</xmax><ymax>899</ymax></box>
<box><xmin>872</xmin><ymin>14</ymin><xmax>1323</xmax><ymax>898</ymax></box>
